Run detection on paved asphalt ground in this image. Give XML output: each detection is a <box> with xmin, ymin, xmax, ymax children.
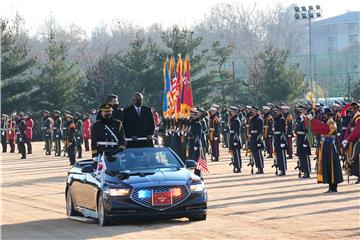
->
<box><xmin>1</xmin><ymin>142</ymin><xmax>359</xmax><ymax>239</ymax></box>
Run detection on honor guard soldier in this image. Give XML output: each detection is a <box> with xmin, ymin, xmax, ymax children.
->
<box><xmin>283</xmin><ymin>106</ymin><xmax>294</xmax><ymax>159</ymax></box>
<box><xmin>53</xmin><ymin>110</ymin><xmax>62</xmax><ymax>156</ymax></box>
<box><xmin>15</xmin><ymin>113</ymin><xmax>27</xmax><ymax>159</ymax></box>
<box><xmin>74</xmin><ymin>112</ymin><xmax>83</xmax><ymax>159</ymax></box>
<box><xmin>229</xmin><ymin>106</ymin><xmax>242</xmax><ymax>173</ymax></box>
<box><xmin>91</xmin><ymin>104</ymin><xmax>126</xmax><ymax>168</ymax></box>
<box><xmin>188</xmin><ymin>108</ymin><xmax>202</xmax><ymax>177</ymax></box>
<box><xmin>307</xmin><ymin>108</ymin><xmax>343</xmax><ymax>192</ymax></box>
<box><xmin>342</xmin><ymin>102</ymin><xmax>360</xmax><ymax>184</ymax></box>
<box><xmin>7</xmin><ymin>115</ymin><xmax>16</xmax><ymax>153</ymax></box>
<box><xmin>273</xmin><ymin>106</ymin><xmax>288</xmax><ymax>176</ymax></box>
<box><xmin>42</xmin><ymin>110</ymin><xmax>52</xmax><ymax>155</ymax></box>
<box><xmin>263</xmin><ymin>105</ymin><xmax>274</xmax><ymax>158</ymax></box>
<box><xmin>66</xmin><ymin>114</ymin><xmax>77</xmax><ymax>165</ymax></box>
<box><xmin>221</xmin><ymin>105</ymin><xmax>230</xmax><ymax>148</ymax></box>
<box><xmin>24</xmin><ymin>112</ymin><xmax>33</xmax><ymax>154</ymax></box>
<box><xmin>295</xmin><ymin>105</ymin><xmax>311</xmax><ymax>178</ymax></box>
<box><xmin>198</xmin><ymin>108</ymin><xmax>209</xmax><ymax>156</ymax></box>
<box><xmin>249</xmin><ymin>106</ymin><xmax>264</xmax><ymax>174</ymax></box>
<box><xmin>62</xmin><ymin>110</ymin><xmax>71</xmax><ymax>156</ymax></box>
<box><xmin>209</xmin><ymin>105</ymin><xmax>220</xmax><ymax>161</ymax></box>
<box><xmin>82</xmin><ymin>113</ymin><xmax>91</xmax><ymax>151</ymax></box>
<box><xmin>1</xmin><ymin>114</ymin><xmax>8</xmax><ymax>152</ymax></box>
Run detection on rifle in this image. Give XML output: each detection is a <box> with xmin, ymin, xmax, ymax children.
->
<box><xmin>247</xmin><ymin>155</ymin><xmax>254</xmax><ymax>174</ymax></box>
<box><xmin>294</xmin><ymin>160</ymin><xmax>301</xmax><ymax>178</ymax></box>
<box><xmin>271</xmin><ymin>157</ymin><xmax>278</xmax><ymax>176</ymax></box>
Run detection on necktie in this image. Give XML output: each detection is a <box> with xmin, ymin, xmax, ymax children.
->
<box><xmin>137</xmin><ymin>108</ymin><xmax>141</xmax><ymax>117</ymax></box>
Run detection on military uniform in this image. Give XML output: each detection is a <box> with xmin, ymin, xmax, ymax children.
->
<box><xmin>1</xmin><ymin>114</ymin><xmax>8</xmax><ymax>152</ymax></box>
<box><xmin>16</xmin><ymin>116</ymin><xmax>27</xmax><ymax>159</ymax></box>
<box><xmin>188</xmin><ymin>114</ymin><xmax>202</xmax><ymax>177</ymax></box>
<box><xmin>74</xmin><ymin>112</ymin><xmax>83</xmax><ymax>159</ymax></box>
<box><xmin>308</xmin><ymin>110</ymin><xmax>343</xmax><ymax>192</ymax></box>
<box><xmin>229</xmin><ymin>107</ymin><xmax>242</xmax><ymax>173</ymax></box>
<box><xmin>273</xmin><ymin>110</ymin><xmax>287</xmax><ymax>176</ymax></box>
<box><xmin>285</xmin><ymin>112</ymin><xmax>294</xmax><ymax>159</ymax></box>
<box><xmin>295</xmin><ymin>113</ymin><xmax>311</xmax><ymax>178</ymax></box>
<box><xmin>66</xmin><ymin>115</ymin><xmax>77</xmax><ymax>165</ymax></box>
<box><xmin>209</xmin><ymin>109</ymin><xmax>220</xmax><ymax>161</ymax></box>
<box><xmin>53</xmin><ymin>111</ymin><xmax>62</xmax><ymax>156</ymax></box>
<box><xmin>249</xmin><ymin>108</ymin><xmax>264</xmax><ymax>174</ymax></box>
<box><xmin>91</xmin><ymin>104</ymin><xmax>126</xmax><ymax>167</ymax></box>
<box><xmin>62</xmin><ymin>110</ymin><xmax>71</xmax><ymax>156</ymax></box>
<box><xmin>42</xmin><ymin>111</ymin><xmax>52</xmax><ymax>155</ymax></box>
<box><xmin>221</xmin><ymin>108</ymin><xmax>230</xmax><ymax>148</ymax></box>
<box><xmin>263</xmin><ymin>110</ymin><xmax>274</xmax><ymax>158</ymax></box>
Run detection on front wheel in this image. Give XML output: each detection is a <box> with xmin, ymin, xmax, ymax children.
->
<box><xmin>188</xmin><ymin>212</ymin><xmax>207</xmax><ymax>221</ymax></box>
<box><xmin>97</xmin><ymin>194</ymin><xmax>111</xmax><ymax>226</ymax></box>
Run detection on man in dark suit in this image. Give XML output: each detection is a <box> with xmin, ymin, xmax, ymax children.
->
<box><xmin>123</xmin><ymin>92</ymin><xmax>155</xmax><ymax>148</ymax></box>
<box><xmin>97</xmin><ymin>94</ymin><xmax>123</xmax><ymax>122</ymax></box>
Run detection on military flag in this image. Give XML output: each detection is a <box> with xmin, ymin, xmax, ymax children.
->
<box><xmin>180</xmin><ymin>56</ymin><xmax>193</xmax><ymax>117</ymax></box>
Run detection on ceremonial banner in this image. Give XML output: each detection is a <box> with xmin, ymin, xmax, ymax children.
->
<box><xmin>175</xmin><ymin>55</ymin><xmax>183</xmax><ymax>118</ymax></box>
<box><xmin>180</xmin><ymin>57</ymin><xmax>193</xmax><ymax>117</ymax></box>
<box><xmin>163</xmin><ymin>58</ymin><xmax>171</xmax><ymax>117</ymax></box>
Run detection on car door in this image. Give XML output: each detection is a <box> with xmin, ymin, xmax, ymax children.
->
<box><xmin>69</xmin><ymin>173</ymin><xmax>87</xmax><ymax>208</ymax></box>
<box><xmin>80</xmin><ymin>173</ymin><xmax>100</xmax><ymax>210</ymax></box>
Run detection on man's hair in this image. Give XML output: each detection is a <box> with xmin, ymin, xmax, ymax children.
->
<box><xmin>106</xmin><ymin>94</ymin><xmax>118</xmax><ymax>103</ymax></box>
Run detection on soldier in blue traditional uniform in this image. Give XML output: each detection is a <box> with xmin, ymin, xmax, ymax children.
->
<box><xmin>229</xmin><ymin>106</ymin><xmax>242</xmax><ymax>173</ymax></box>
<box><xmin>74</xmin><ymin>112</ymin><xmax>83</xmax><ymax>159</ymax></box>
<box><xmin>249</xmin><ymin>106</ymin><xmax>264</xmax><ymax>174</ymax></box>
<box><xmin>53</xmin><ymin>110</ymin><xmax>62</xmax><ymax>157</ymax></box>
<box><xmin>263</xmin><ymin>105</ymin><xmax>274</xmax><ymax>158</ymax></box>
<box><xmin>273</xmin><ymin>106</ymin><xmax>288</xmax><ymax>176</ymax></box>
<box><xmin>295</xmin><ymin>104</ymin><xmax>311</xmax><ymax>178</ymax></box>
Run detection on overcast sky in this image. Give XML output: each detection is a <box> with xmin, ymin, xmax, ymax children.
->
<box><xmin>1</xmin><ymin>0</ymin><xmax>359</xmax><ymax>36</ymax></box>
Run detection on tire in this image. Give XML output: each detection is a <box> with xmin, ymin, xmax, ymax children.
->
<box><xmin>97</xmin><ymin>194</ymin><xmax>111</xmax><ymax>226</ymax></box>
<box><xmin>188</xmin><ymin>212</ymin><xmax>207</xmax><ymax>221</ymax></box>
<box><xmin>66</xmin><ymin>188</ymin><xmax>80</xmax><ymax>217</ymax></box>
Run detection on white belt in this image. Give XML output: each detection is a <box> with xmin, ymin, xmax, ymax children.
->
<box><xmin>97</xmin><ymin>142</ymin><xmax>118</xmax><ymax>146</ymax></box>
<box><xmin>297</xmin><ymin>131</ymin><xmax>305</xmax><ymax>135</ymax></box>
<box><xmin>342</xmin><ymin>127</ymin><xmax>347</xmax><ymax>130</ymax></box>
<box><xmin>251</xmin><ymin>130</ymin><xmax>258</xmax><ymax>133</ymax></box>
<box><xmin>274</xmin><ymin>131</ymin><xmax>281</xmax><ymax>134</ymax></box>
<box><xmin>230</xmin><ymin>130</ymin><xmax>234</xmax><ymax>133</ymax></box>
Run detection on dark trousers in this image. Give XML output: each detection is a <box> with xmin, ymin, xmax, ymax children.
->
<box><xmin>265</xmin><ymin>138</ymin><xmax>273</xmax><ymax>156</ymax></box>
<box><xmin>252</xmin><ymin>148</ymin><xmax>264</xmax><ymax>170</ymax></box>
<box><xmin>222</xmin><ymin>131</ymin><xmax>229</xmax><ymax>147</ymax></box>
<box><xmin>18</xmin><ymin>141</ymin><xmax>26</xmax><ymax>158</ymax></box>
<box><xmin>232</xmin><ymin>148</ymin><xmax>242</xmax><ymax>170</ymax></box>
<box><xmin>275</xmin><ymin>148</ymin><xmax>287</xmax><ymax>172</ymax></box>
<box><xmin>67</xmin><ymin>143</ymin><xmax>76</xmax><ymax>165</ymax></box>
<box><xmin>45</xmin><ymin>135</ymin><xmax>51</xmax><ymax>155</ymax></box>
<box><xmin>26</xmin><ymin>139</ymin><xmax>32</xmax><ymax>154</ymax></box>
<box><xmin>76</xmin><ymin>141</ymin><xmax>82</xmax><ymax>158</ymax></box>
<box><xmin>84</xmin><ymin>138</ymin><xmax>90</xmax><ymax>151</ymax></box>
<box><xmin>287</xmin><ymin>137</ymin><xmax>293</xmax><ymax>156</ymax></box>
<box><xmin>1</xmin><ymin>134</ymin><xmax>7</xmax><ymax>152</ymax></box>
<box><xmin>9</xmin><ymin>139</ymin><xmax>15</xmax><ymax>153</ymax></box>
<box><xmin>211</xmin><ymin>139</ymin><xmax>219</xmax><ymax>158</ymax></box>
<box><xmin>299</xmin><ymin>154</ymin><xmax>311</xmax><ymax>174</ymax></box>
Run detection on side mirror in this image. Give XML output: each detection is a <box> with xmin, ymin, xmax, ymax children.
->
<box><xmin>185</xmin><ymin>160</ymin><xmax>197</xmax><ymax>169</ymax></box>
<box><xmin>81</xmin><ymin>165</ymin><xmax>94</xmax><ymax>173</ymax></box>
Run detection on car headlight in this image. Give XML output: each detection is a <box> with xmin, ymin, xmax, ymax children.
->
<box><xmin>190</xmin><ymin>183</ymin><xmax>205</xmax><ymax>192</ymax></box>
<box><xmin>104</xmin><ymin>188</ymin><xmax>130</xmax><ymax>196</ymax></box>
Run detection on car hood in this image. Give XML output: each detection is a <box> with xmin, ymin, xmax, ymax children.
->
<box><xmin>105</xmin><ymin>168</ymin><xmax>191</xmax><ymax>188</ymax></box>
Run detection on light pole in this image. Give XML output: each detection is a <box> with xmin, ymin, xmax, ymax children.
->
<box><xmin>294</xmin><ymin>5</ymin><xmax>322</xmax><ymax>93</ymax></box>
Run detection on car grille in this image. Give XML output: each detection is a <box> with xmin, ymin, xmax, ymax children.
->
<box><xmin>130</xmin><ymin>185</ymin><xmax>190</xmax><ymax>211</ymax></box>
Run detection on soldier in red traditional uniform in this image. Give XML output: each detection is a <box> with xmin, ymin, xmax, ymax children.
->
<box><xmin>7</xmin><ymin>114</ymin><xmax>16</xmax><ymax>153</ymax></box>
<box><xmin>82</xmin><ymin>112</ymin><xmax>91</xmax><ymax>152</ymax></box>
<box><xmin>24</xmin><ymin>112</ymin><xmax>34</xmax><ymax>154</ymax></box>
<box><xmin>307</xmin><ymin>108</ymin><xmax>343</xmax><ymax>193</ymax></box>
<box><xmin>342</xmin><ymin>101</ymin><xmax>360</xmax><ymax>184</ymax></box>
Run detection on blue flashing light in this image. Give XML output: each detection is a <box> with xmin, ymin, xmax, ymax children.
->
<box><xmin>138</xmin><ymin>190</ymin><xmax>151</xmax><ymax>199</ymax></box>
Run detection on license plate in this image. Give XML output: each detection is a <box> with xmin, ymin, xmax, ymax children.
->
<box><xmin>152</xmin><ymin>191</ymin><xmax>172</xmax><ymax>206</ymax></box>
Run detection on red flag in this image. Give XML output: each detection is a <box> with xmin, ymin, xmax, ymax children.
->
<box><xmin>180</xmin><ymin>57</ymin><xmax>193</xmax><ymax>117</ymax></box>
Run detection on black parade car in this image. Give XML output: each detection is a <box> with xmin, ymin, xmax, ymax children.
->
<box><xmin>65</xmin><ymin>147</ymin><xmax>207</xmax><ymax>226</ymax></box>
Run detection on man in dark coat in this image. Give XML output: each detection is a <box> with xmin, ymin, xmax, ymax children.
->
<box><xmin>123</xmin><ymin>92</ymin><xmax>155</xmax><ymax>148</ymax></box>
<box><xmin>96</xmin><ymin>94</ymin><xmax>123</xmax><ymax>122</ymax></box>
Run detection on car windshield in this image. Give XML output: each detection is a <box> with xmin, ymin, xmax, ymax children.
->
<box><xmin>104</xmin><ymin>148</ymin><xmax>183</xmax><ymax>172</ymax></box>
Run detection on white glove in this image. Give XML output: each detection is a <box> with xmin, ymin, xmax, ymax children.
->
<box><xmin>280</xmin><ymin>143</ymin><xmax>286</xmax><ymax>148</ymax></box>
<box><xmin>342</xmin><ymin>140</ymin><xmax>349</xmax><ymax>148</ymax></box>
<box><xmin>308</xmin><ymin>113</ymin><xmax>313</xmax><ymax>120</ymax></box>
<box><xmin>214</xmin><ymin>137</ymin><xmax>218</xmax><ymax>140</ymax></box>
<box><xmin>93</xmin><ymin>156</ymin><xmax>98</xmax><ymax>162</ymax></box>
<box><xmin>303</xmin><ymin>144</ymin><xmax>308</xmax><ymax>147</ymax></box>
<box><xmin>194</xmin><ymin>147</ymin><xmax>198</xmax><ymax>151</ymax></box>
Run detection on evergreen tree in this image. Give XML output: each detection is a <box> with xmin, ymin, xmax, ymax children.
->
<box><xmin>1</xmin><ymin>18</ymin><xmax>35</xmax><ymax>113</ymax></box>
<box><xmin>34</xmin><ymin>29</ymin><xmax>84</xmax><ymax>111</ymax></box>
